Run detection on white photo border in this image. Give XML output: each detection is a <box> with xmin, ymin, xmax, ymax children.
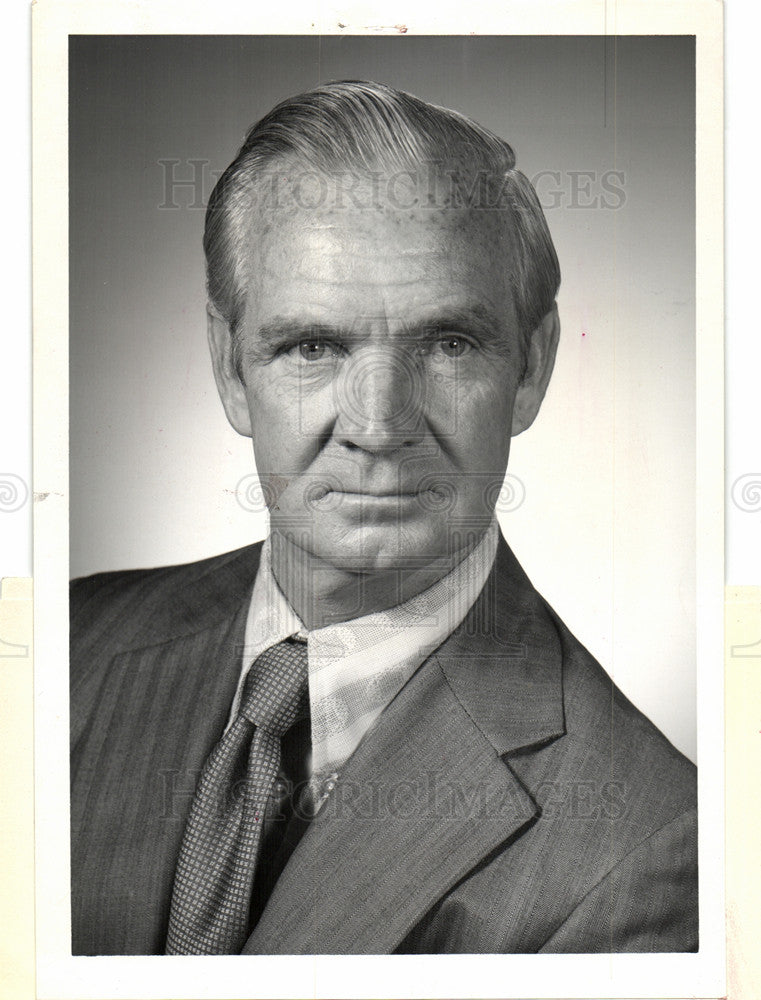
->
<box><xmin>32</xmin><ymin>2</ymin><xmax>724</xmax><ymax>998</ymax></box>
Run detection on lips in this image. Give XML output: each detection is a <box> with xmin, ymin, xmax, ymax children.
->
<box><xmin>309</xmin><ymin>483</ymin><xmax>447</xmax><ymax>498</ymax></box>
<box><xmin>305</xmin><ymin>485</ymin><xmax>453</xmax><ymax>513</ymax></box>
<box><xmin>305</xmin><ymin>481</ymin><xmax>427</xmax><ymax>499</ymax></box>
<box><xmin>329</xmin><ymin>490</ymin><xmax>421</xmax><ymax>498</ymax></box>
<box><xmin>299</xmin><ymin>469</ymin><xmax>457</xmax><ymax>511</ymax></box>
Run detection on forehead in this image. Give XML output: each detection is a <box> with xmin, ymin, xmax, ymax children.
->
<box><xmin>241</xmin><ymin>174</ymin><xmax>515</xmax><ymax>320</ymax></box>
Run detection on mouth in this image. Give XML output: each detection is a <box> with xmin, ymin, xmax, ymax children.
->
<box><xmin>317</xmin><ymin>490</ymin><xmax>423</xmax><ymax>505</ymax></box>
<box><xmin>331</xmin><ymin>490</ymin><xmax>420</xmax><ymax>498</ymax></box>
<box><xmin>304</xmin><ymin>483</ymin><xmax>454</xmax><ymax>513</ymax></box>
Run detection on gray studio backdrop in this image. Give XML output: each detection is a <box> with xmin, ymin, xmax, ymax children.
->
<box><xmin>69</xmin><ymin>35</ymin><xmax>695</xmax><ymax>759</ymax></box>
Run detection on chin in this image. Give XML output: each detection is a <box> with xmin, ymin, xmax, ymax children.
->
<box><xmin>306</xmin><ymin>517</ymin><xmax>460</xmax><ymax>575</ymax></box>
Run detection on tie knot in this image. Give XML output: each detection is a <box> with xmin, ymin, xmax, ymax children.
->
<box><xmin>239</xmin><ymin>637</ymin><xmax>309</xmax><ymax>737</ymax></box>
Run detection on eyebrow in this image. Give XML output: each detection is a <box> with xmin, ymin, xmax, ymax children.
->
<box><xmin>411</xmin><ymin>305</ymin><xmax>507</xmax><ymax>342</ymax></box>
<box><xmin>253</xmin><ymin>319</ymin><xmax>354</xmax><ymax>345</ymax></box>
<box><xmin>253</xmin><ymin>304</ymin><xmax>507</xmax><ymax>345</ymax></box>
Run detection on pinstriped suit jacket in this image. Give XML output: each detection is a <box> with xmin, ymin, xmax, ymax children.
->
<box><xmin>70</xmin><ymin>535</ymin><xmax>698</xmax><ymax>955</ymax></box>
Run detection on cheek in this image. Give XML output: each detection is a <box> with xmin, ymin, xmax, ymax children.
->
<box><xmin>428</xmin><ymin>371</ymin><xmax>515</xmax><ymax>447</ymax></box>
<box><xmin>245</xmin><ymin>376</ymin><xmax>332</xmax><ymax>476</ymax></box>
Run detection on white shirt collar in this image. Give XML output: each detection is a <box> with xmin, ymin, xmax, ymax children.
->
<box><xmin>233</xmin><ymin>519</ymin><xmax>500</xmax><ymax>781</ymax></box>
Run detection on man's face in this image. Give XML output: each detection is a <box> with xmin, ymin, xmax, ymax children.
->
<box><xmin>211</xmin><ymin>175</ymin><xmax>555</xmax><ymax>575</ymax></box>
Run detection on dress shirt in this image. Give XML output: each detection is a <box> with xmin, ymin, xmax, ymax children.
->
<box><xmin>230</xmin><ymin>518</ymin><xmax>499</xmax><ymax>804</ymax></box>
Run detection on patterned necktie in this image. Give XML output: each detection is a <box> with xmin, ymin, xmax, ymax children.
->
<box><xmin>165</xmin><ymin>637</ymin><xmax>309</xmax><ymax>954</ymax></box>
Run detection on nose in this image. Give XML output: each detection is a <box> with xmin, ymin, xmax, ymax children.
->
<box><xmin>333</xmin><ymin>346</ymin><xmax>425</xmax><ymax>453</ymax></box>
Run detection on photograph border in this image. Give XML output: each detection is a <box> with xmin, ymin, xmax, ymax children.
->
<box><xmin>31</xmin><ymin>2</ymin><xmax>724</xmax><ymax>998</ymax></box>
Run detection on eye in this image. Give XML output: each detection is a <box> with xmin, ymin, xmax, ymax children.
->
<box><xmin>297</xmin><ymin>339</ymin><xmax>331</xmax><ymax>361</ymax></box>
<box><xmin>299</xmin><ymin>340</ymin><xmax>326</xmax><ymax>361</ymax></box>
<box><xmin>438</xmin><ymin>335</ymin><xmax>471</xmax><ymax>358</ymax></box>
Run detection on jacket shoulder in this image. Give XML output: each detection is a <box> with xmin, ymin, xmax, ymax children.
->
<box><xmin>70</xmin><ymin>541</ymin><xmax>263</xmax><ymax>659</ymax></box>
<box><xmin>71</xmin><ymin>544</ymin><xmax>255</xmax><ymax>611</ymax></box>
<box><xmin>69</xmin><ymin>542</ymin><xmax>263</xmax><ymax>752</ymax></box>
<box><xmin>545</xmin><ymin>602</ymin><xmax>697</xmax><ymax>818</ymax></box>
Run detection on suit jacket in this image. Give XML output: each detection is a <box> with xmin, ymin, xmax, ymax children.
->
<box><xmin>70</xmin><ymin>535</ymin><xmax>697</xmax><ymax>955</ymax></box>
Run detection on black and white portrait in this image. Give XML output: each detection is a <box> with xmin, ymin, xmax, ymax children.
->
<box><xmin>29</xmin><ymin>13</ymin><xmax>726</xmax><ymax>997</ymax></box>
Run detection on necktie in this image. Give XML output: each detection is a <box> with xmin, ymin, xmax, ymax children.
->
<box><xmin>165</xmin><ymin>637</ymin><xmax>309</xmax><ymax>955</ymax></box>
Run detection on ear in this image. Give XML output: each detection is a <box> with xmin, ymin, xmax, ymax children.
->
<box><xmin>511</xmin><ymin>303</ymin><xmax>560</xmax><ymax>437</ymax></box>
<box><xmin>206</xmin><ymin>304</ymin><xmax>253</xmax><ymax>438</ymax></box>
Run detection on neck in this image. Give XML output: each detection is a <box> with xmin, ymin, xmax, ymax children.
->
<box><xmin>268</xmin><ymin>532</ymin><xmax>481</xmax><ymax>630</ymax></box>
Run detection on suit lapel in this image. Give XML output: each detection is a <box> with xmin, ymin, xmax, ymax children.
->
<box><xmin>243</xmin><ymin>536</ymin><xmax>566</xmax><ymax>955</ymax></box>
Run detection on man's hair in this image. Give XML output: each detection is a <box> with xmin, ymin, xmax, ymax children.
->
<box><xmin>204</xmin><ymin>79</ymin><xmax>560</xmax><ymax>354</ymax></box>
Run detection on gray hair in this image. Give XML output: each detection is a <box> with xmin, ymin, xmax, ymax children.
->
<box><xmin>204</xmin><ymin>79</ymin><xmax>560</xmax><ymax>351</ymax></box>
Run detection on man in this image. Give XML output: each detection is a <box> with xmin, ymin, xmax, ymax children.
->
<box><xmin>70</xmin><ymin>80</ymin><xmax>697</xmax><ymax>955</ymax></box>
